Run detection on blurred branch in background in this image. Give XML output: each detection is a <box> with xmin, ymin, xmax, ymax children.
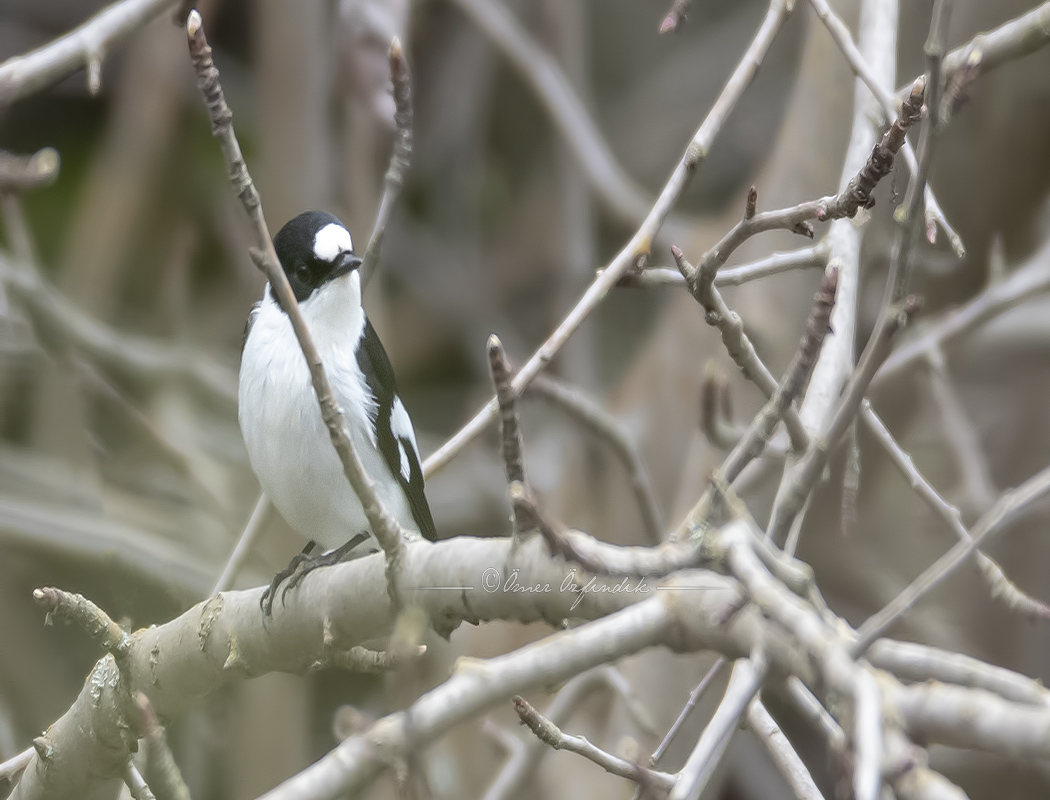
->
<box><xmin>0</xmin><ymin>0</ymin><xmax>177</xmax><ymax>105</ymax></box>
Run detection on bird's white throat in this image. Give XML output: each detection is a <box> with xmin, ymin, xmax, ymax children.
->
<box><xmin>296</xmin><ymin>270</ymin><xmax>365</xmax><ymax>351</ymax></box>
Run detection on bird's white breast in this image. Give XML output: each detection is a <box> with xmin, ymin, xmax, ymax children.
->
<box><xmin>238</xmin><ymin>272</ymin><xmax>417</xmax><ymax>551</ymax></box>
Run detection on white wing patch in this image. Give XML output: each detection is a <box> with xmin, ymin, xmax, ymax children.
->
<box><xmin>390</xmin><ymin>398</ymin><xmax>420</xmax><ymax>458</ymax></box>
<box><xmin>398</xmin><ymin>441</ymin><xmax>411</xmax><ymax>481</ymax></box>
<box><xmin>313</xmin><ymin>222</ymin><xmax>354</xmax><ymax>262</ymax></box>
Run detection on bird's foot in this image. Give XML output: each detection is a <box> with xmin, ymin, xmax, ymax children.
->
<box><xmin>260</xmin><ymin>532</ymin><xmax>371</xmax><ymax>616</ymax></box>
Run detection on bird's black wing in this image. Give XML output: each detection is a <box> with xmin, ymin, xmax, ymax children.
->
<box><xmin>356</xmin><ymin>318</ymin><xmax>437</xmax><ymax>540</ymax></box>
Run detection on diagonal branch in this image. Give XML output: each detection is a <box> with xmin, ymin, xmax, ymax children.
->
<box><xmin>423</xmin><ymin>0</ymin><xmax>793</xmax><ymax>479</ymax></box>
<box><xmin>767</xmin><ymin>297</ymin><xmax>922</xmax><ymax>547</ymax></box>
<box><xmin>512</xmin><ymin>696</ymin><xmax>674</xmax><ymax>791</ymax></box>
<box><xmin>853</xmin><ymin>463</ymin><xmax>1050</xmax><ymax>655</ymax></box>
<box><xmin>527</xmin><ymin>375</ymin><xmax>664</xmax><ymax>544</ymax></box>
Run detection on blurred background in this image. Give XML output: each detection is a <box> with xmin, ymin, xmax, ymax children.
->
<box><xmin>1</xmin><ymin>0</ymin><xmax>1050</xmax><ymax>798</ymax></box>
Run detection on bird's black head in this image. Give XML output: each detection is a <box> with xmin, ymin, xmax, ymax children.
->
<box><xmin>272</xmin><ymin>211</ymin><xmax>363</xmax><ymax>302</ymax></box>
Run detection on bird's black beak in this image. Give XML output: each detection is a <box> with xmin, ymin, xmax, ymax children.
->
<box><xmin>331</xmin><ymin>251</ymin><xmax>362</xmax><ymax>279</ymax></box>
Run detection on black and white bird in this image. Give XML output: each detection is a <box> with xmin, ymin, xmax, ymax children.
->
<box><xmin>239</xmin><ymin>210</ymin><xmax>436</xmax><ymax>611</ymax></box>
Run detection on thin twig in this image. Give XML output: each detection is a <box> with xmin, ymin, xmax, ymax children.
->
<box><xmin>875</xmin><ymin>244</ymin><xmax>1050</xmax><ymax>385</ymax></box>
<box><xmin>860</xmin><ymin>403</ymin><xmax>1050</xmax><ymax>622</ymax></box>
<box><xmin>896</xmin><ymin>2</ymin><xmax>1050</xmax><ymax>102</ymax></box>
<box><xmin>211</xmin><ymin>494</ymin><xmax>270</xmax><ymax>595</ymax></box>
<box><xmin>446</xmin><ymin>0</ymin><xmax>661</xmax><ymax>227</ymax></box>
<box><xmin>528</xmin><ymin>375</ymin><xmax>663</xmax><ymax>543</ymax></box>
<box><xmin>512</xmin><ymin>696</ymin><xmax>674</xmax><ymax>791</ymax></box>
<box><xmin>489</xmin><ymin>335</ymin><xmax>529</xmax><ymax>536</ymax></box>
<box><xmin>423</xmin><ymin>0</ymin><xmax>792</xmax><ymax>479</ymax></box>
<box><xmin>806</xmin><ymin>0</ymin><xmax>963</xmax><ymax>255</ymax></box>
<box><xmin>186</xmin><ymin>11</ymin><xmax>407</xmax><ymax>609</ymax></box>
<box><xmin>650</xmin><ymin>658</ymin><xmax>726</xmax><ymax>766</ymax></box>
<box><xmin>485</xmin><ymin>669</ymin><xmax>613</xmax><ymax>800</ymax></box>
<box><xmin>33</xmin><ymin>587</ymin><xmax>131</xmax><ymax>668</ymax></box>
<box><xmin>885</xmin><ymin>0</ymin><xmax>952</xmax><ymax>303</ymax></box>
<box><xmin>672</xmin><ymin>246</ymin><xmax>811</xmax><ymax>454</ymax></box>
<box><xmin>853</xmin><ymin>464</ymin><xmax>1050</xmax><ymax>655</ymax></box>
<box><xmin>0</xmin><ymin>0</ymin><xmax>177</xmax><ymax>105</ymax></box>
<box><xmin>719</xmin><ymin>267</ymin><xmax>838</xmax><ymax>485</ymax></box>
<box><xmin>616</xmin><ymin>241</ymin><xmax>829</xmax><ymax>289</ymax></box>
<box><xmin>361</xmin><ymin>37</ymin><xmax>413</xmax><ymax>287</ymax></box>
<box><xmin>768</xmin><ymin>296</ymin><xmax>922</xmax><ymax>546</ymax></box>
<box><xmin>667</xmin><ymin>657</ymin><xmax>766</xmax><ymax>800</ymax></box>
<box><xmin>685</xmin><ymin>77</ymin><xmax>925</xmax><ymax>297</ymax></box>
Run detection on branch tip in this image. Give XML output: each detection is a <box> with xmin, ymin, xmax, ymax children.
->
<box><xmin>186</xmin><ymin>9</ymin><xmax>201</xmax><ymax>36</ymax></box>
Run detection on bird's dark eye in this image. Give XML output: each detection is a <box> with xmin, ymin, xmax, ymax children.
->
<box><xmin>295</xmin><ymin>262</ymin><xmax>309</xmax><ymax>279</ymax></box>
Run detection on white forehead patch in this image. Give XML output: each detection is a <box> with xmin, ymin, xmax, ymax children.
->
<box><xmin>313</xmin><ymin>222</ymin><xmax>354</xmax><ymax>262</ymax></box>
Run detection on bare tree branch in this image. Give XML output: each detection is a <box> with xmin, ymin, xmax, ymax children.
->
<box><xmin>767</xmin><ymin>296</ymin><xmax>921</xmax><ymax>546</ymax></box>
<box><xmin>854</xmin><ymin>464</ymin><xmax>1050</xmax><ymax>655</ymax></box>
<box><xmin>0</xmin><ymin>0</ymin><xmax>178</xmax><ymax>105</ymax></box>
<box><xmin>806</xmin><ymin>0</ymin><xmax>963</xmax><ymax>255</ymax></box>
<box><xmin>361</xmin><ymin>36</ymin><xmax>413</xmax><ymax>287</ymax></box>
<box><xmin>423</xmin><ymin>0</ymin><xmax>793</xmax><ymax>478</ymax></box>
<box><xmin>0</xmin><ymin>255</ymin><xmax>237</xmax><ymax>407</ymax></box>
<box><xmin>860</xmin><ymin>402</ymin><xmax>1050</xmax><ymax>622</ymax></box>
<box><xmin>527</xmin><ymin>375</ymin><xmax>664</xmax><ymax>544</ymax></box>
<box><xmin>511</xmin><ymin>696</ymin><xmax>674</xmax><ymax>790</ymax></box>
<box><xmin>746</xmin><ymin>698</ymin><xmax>827</xmax><ymax>800</ymax></box>
<box><xmin>896</xmin><ymin>2</ymin><xmax>1050</xmax><ymax>102</ymax></box>
<box><xmin>212</xmin><ymin>495</ymin><xmax>271</xmax><ymax>595</ymax></box>
<box><xmin>885</xmin><ymin>0</ymin><xmax>952</xmax><ymax>303</ymax></box>
<box><xmin>445</xmin><ymin>0</ymin><xmax>662</xmax><ymax>227</ymax></box>
<box><xmin>616</xmin><ymin>241</ymin><xmax>829</xmax><ymax>289</ymax></box>
<box><xmin>668</xmin><ymin>657</ymin><xmax>766</xmax><ymax>800</ymax></box>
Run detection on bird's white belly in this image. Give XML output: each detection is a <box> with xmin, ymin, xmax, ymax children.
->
<box><xmin>239</xmin><ymin>307</ymin><xmax>417</xmax><ymax>552</ymax></box>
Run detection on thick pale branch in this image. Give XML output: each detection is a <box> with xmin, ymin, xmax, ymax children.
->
<box><xmin>747</xmin><ymin>699</ymin><xmax>827</xmax><ymax>800</ymax></box>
